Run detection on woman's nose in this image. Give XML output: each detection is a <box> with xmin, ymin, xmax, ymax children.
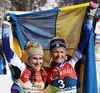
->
<box><xmin>58</xmin><ymin>52</ymin><xmax>61</xmax><ymax>57</ymax></box>
<box><xmin>36</xmin><ymin>59</ymin><xmax>40</xmax><ymax>63</ymax></box>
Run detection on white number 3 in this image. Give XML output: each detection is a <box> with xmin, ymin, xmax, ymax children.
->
<box><xmin>58</xmin><ymin>80</ymin><xmax>65</xmax><ymax>88</ymax></box>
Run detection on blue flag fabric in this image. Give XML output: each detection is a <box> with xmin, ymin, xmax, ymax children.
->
<box><xmin>8</xmin><ymin>9</ymin><xmax>60</xmax><ymax>50</ymax></box>
<box><xmin>82</xmin><ymin>30</ymin><xmax>98</xmax><ymax>93</ymax></box>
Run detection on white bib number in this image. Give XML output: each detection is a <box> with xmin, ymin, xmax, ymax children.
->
<box><xmin>58</xmin><ymin>80</ymin><xmax>65</xmax><ymax>88</ymax></box>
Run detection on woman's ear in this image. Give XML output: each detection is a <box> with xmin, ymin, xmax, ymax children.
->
<box><xmin>27</xmin><ymin>57</ymin><xmax>31</xmax><ymax>66</ymax></box>
<box><xmin>66</xmin><ymin>55</ymin><xmax>67</xmax><ymax>61</ymax></box>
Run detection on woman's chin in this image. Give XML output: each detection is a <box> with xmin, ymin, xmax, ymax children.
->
<box><xmin>34</xmin><ymin>67</ymin><xmax>41</xmax><ymax>71</ymax></box>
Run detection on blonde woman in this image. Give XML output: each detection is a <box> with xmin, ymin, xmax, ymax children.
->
<box><xmin>46</xmin><ymin>2</ymin><xmax>98</xmax><ymax>93</ymax></box>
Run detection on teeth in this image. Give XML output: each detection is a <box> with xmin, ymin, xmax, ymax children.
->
<box><xmin>57</xmin><ymin>58</ymin><xmax>61</xmax><ymax>59</ymax></box>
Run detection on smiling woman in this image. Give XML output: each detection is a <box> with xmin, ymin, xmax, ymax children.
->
<box><xmin>46</xmin><ymin>2</ymin><xmax>99</xmax><ymax>93</ymax></box>
<box><xmin>46</xmin><ymin>38</ymin><xmax>82</xmax><ymax>93</ymax></box>
<box><xmin>26</xmin><ymin>41</ymin><xmax>44</xmax><ymax>70</ymax></box>
<box><xmin>51</xmin><ymin>47</ymin><xmax>66</xmax><ymax>64</ymax></box>
<box><xmin>2</xmin><ymin>22</ymin><xmax>47</xmax><ymax>93</ymax></box>
<box><xmin>28</xmin><ymin>55</ymin><xmax>43</xmax><ymax>71</ymax></box>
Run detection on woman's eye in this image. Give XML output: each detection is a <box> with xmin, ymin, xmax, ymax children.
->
<box><xmin>33</xmin><ymin>57</ymin><xmax>37</xmax><ymax>60</ymax></box>
<box><xmin>54</xmin><ymin>51</ymin><xmax>58</xmax><ymax>53</ymax></box>
<box><xmin>61</xmin><ymin>51</ymin><xmax>64</xmax><ymax>53</ymax></box>
<box><xmin>39</xmin><ymin>58</ymin><xmax>43</xmax><ymax>60</ymax></box>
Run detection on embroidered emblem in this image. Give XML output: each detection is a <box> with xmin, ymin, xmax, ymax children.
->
<box><xmin>36</xmin><ymin>49</ymin><xmax>39</xmax><ymax>52</ymax></box>
<box><xmin>30</xmin><ymin>45</ymin><xmax>33</xmax><ymax>49</ymax></box>
<box><xmin>56</xmin><ymin>44</ymin><xmax>59</xmax><ymax>47</ymax></box>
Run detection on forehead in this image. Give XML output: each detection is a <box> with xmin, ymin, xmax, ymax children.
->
<box><xmin>30</xmin><ymin>54</ymin><xmax>43</xmax><ymax>58</ymax></box>
<box><xmin>52</xmin><ymin>47</ymin><xmax>66</xmax><ymax>52</ymax></box>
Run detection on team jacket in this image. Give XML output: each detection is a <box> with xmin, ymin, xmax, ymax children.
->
<box><xmin>47</xmin><ymin>52</ymin><xmax>81</xmax><ymax>93</ymax></box>
<box><xmin>2</xmin><ymin>27</ymin><xmax>47</xmax><ymax>93</ymax></box>
<box><xmin>46</xmin><ymin>20</ymin><xmax>93</xmax><ymax>93</ymax></box>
